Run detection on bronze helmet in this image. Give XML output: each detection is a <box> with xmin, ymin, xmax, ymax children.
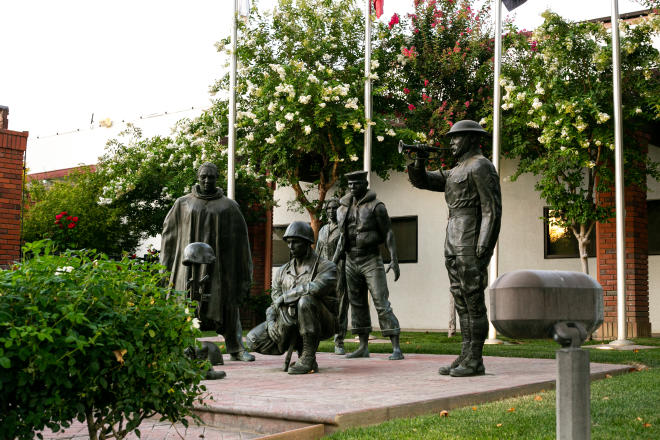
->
<box><xmin>283</xmin><ymin>221</ymin><xmax>314</xmax><ymax>244</ymax></box>
<box><xmin>182</xmin><ymin>242</ymin><xmax>216</xmax><ymax>266</ymax></box>
<box><xmin>446</xmin><ymin>119</ymin><xmax>488</xmax><ymax>136</ymax></box>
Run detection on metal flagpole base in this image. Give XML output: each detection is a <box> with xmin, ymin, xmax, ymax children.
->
<box><xmin>609</xmin><ymin>338</ymin><xmax>633</xmax><ymax>347</ymax></box>
<box><xmin>484</xmin><ymin>338</ymin><xmax>504</xmax><ymax>345</ymax></box>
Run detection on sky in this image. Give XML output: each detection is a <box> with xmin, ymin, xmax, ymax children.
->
<box><xmin>0</xmin><ymin>0</ymin><xmax>647</xmax><ymax>173</ymax></box>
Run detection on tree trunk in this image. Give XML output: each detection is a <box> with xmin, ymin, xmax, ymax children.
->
<box><xmin>573</xmin><ymin>223</ymin><xmax>592</xmax><ymax>275</ymax></box>
<box><xmin>85</xmin><ymin>404</ymin><xmax>99</xmax><ymax>440</ymax></box>
<box><xmin>310</xmin><ymin>214</ymin><xmax>322</xmax><ymax>244</ymax></box>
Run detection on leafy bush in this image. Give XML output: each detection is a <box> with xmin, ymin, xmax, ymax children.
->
<box><xmin>23</xmin><ymin>169</ymin><xmax>140</xmax><ymax>256</ymax></box>
<box><xmin>0</xmin><ymin>240</ymin><xmax>206</xmax><ymax>440</ymax></box>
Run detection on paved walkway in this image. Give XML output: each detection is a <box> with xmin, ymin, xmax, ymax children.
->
<box><xmin>38</xmin><ymin>352</ymin><xmax>632</xmax><ymax>439</ymax></box>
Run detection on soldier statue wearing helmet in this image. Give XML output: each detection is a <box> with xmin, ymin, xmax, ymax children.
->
<box><xmin>246</xmin><ymin>221</ymin><xmax>338</xmax><ymax>374</ymax></box>
<box><xmin>407</xmin><ymin>119</ymin><xmax>502</xmax><ymax>377</ymax></box>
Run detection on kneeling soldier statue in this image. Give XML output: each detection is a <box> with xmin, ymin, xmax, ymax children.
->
<box><xmin>246</xmin><ymin>221</ymin><xmax>337</xmax><ymax>374</ymax></box>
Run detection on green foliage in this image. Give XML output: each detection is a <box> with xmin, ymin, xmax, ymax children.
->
<box><xmin>386</xmin><ymin>0</ymin><xmax>497</xmax><ymax>158</ymax></box>
<box><xmin>0</xmin><ymin>240</ymin><xmax>207</xmax><ymax>440</ymax></box>
<box><xmin>490</xmin><ymin>11</ymin><xmax>660</xmax><ymax>270</ymax></box>
<box><xmin>98</xmin><ymin>123</ymin><xmax>274</xmax><ymax>241</ymax></box>
<box><xmin>22</xmin><ymin>169</ymin><xmax>139</xmax><ymax>256</ymax></box>
<box><xmin>214</xmin><ymin>0</ymin><xmax>406</xmax><ymax>231</ymax></box>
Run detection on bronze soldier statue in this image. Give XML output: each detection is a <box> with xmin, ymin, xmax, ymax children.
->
<box><xmin>407</xmin><ymin>120</ymin><xmax>501</xmax><ymax>377</ymax></box>
<box><xmin>316</xmin><ymin>199</ymin><xmax>349</xmax><ymax>355</ymax></box>
<box><xmin>160</xmin><ymin>162</ymin><xmax>255</xmax><ymax>362</ymax></box>
<box><xmin>246</xmin><ymin>221</ymin><xmax>337</xmax><ymax>374</ymax></box>
<box><xmin>334</xmin><ymin>170</ymin><xmax>404</xmax><ymax>360</ymax></box>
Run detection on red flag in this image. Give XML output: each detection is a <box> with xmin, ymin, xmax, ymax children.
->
<box><xmin>373</xmin><ymin>0</ymin><xmax>384</xmax><ymax>18</ymax></box>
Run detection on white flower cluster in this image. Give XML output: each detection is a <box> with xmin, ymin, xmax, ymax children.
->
<box><xmin>237</xmin><ymin>110</ymin><xmax>257</xmax><ymax>121</ymax></box>
<box><xmin>298</xmin><ymin>95</ymin><xmax>311</xmax><ymax>104</ymax></box>
<box><xmin>345</xmin><ymin>97</ymin><xmax>359</xmax><ymax>110</ymax></box>
<box><xmin>596</xmin><ymin>112</ymin><xmax>610</xmax><ymax>124</ymax></box>
<box><xmin>307</xmin><ymin>74</ymin><xmax>319</xmax><ymax>84</ymax></box>
<box><xmin>371</xmin><ymin>59</ymin><xmax>380</xmax><ymax>70</ymax></box>
<box><xmin>266</xmin><ymin>134</ymin><xmax>276</xmax><ymax>144</ymax></box>
<box><xmin>274</xmin><ymin>83</ymin><xmax>295</xmax><ymax>98</ymax></box>
<box><xmin>304</xmin><ymin>125</ymin><xmax>312</xmax><ymax>135</ymax></box>
<box><xmin>322</xmin><ymin>83</ymin><xmax>350</xmax><ymax>102</ymax></box>
<box><xmin>269</xmin><ymin>63</ymin><xmax>287</xmax><ymax>80</ymax></box>
<box><xmin>386</xmin><ymin>128</ymin><xmax>396</xmax><ymax>136</ymax></box>
<box><xmin>275</xmin><ymin>121</ymin><xmax>286</xmax><ymax>132</ymax></box>
<box><xmin>532</xmin><ymin>98</ymin><xmax>543</xmax><ymax>110</ymax></box>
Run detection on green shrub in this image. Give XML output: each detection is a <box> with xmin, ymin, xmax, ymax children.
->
<box><xmin>0</xmin><ymin>240</ymin><xmax>206</xmax><ymax>440</ymax></box>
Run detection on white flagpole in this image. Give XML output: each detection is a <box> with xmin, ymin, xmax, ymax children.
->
<box><xmin>364</xmin><ymin>0</ymin><xmax>373</xmax><ymax>185</ymax></box>
<box><xmin>227</xmin><ymin>0</ymin><xmax>238</xmax><ymax>200</ymax></box>
<box><xmin>486</xmin><ymin>0</ymin><xmax>503</xmax><ymax>345</ymax></box>
<box><xmin>609</xmin><ymin>0</ymin><xmax>631</xmax><ymax>346</ymax></box>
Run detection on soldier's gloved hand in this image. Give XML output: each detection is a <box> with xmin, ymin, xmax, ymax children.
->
<box><xmin>476</xmin><ymin>246</ymin><xmax>488</xmax><ymax>259</ymax></box>
<box><xmin>386</xmin><ymin>261</ymin><xmax>400</xmax><ymax>282</ymax></box>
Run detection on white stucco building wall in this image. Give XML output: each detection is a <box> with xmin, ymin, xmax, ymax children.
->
<box><xmin>273</xmin><ymin>152</ymin><xmax>658</xmax><ymax>334</ymax></box>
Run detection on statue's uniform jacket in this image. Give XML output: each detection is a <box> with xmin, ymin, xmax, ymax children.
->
<box><xmin>160</xmin><ymin>186</ymin><xmax>253</xmax><ymax>325</ymax></box>
<box><xmin>316</xmin><ymin>222</ymin><xmax>340</xmax><ymax>261</ymax></box>
<box><xmin>248</xmin><ymin>252</ymin><xmax>337</xmax><ymax>355</ymax></box>
<box><xmin>336</xmin><ymin>191</ymin><xmax>401</xmax><ymax>336</ymax></box>
<box><xmin>407</xmin><ymin>153</ymin><xmax>501</xmax><ymax>257</ymax></box>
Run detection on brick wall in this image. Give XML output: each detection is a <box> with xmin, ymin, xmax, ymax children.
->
<box><xmin>0</xmin><ymin>106</ymin><xmax>29</xmax><ymax>268</ymax></box>
<box><xmin>240</xmin><ymin>208</ymin><xmax>273</xmax><ymax>328</ymax></box>
<box><xmin>596</xmin><ymin>182</ymin><xmax>651</xmax><ymax>339</ymax></box>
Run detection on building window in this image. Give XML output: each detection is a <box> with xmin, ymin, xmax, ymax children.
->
<box><xmin>543</xmin><ymin>208</ymin><xmax>596</xmax><ymax>259</ymax></box>
<box><xmin>649</xmin><ymin>200</ymin><xmax>660</xmax><ymax>255</ymax></box>
<box><xmin>272</xmin><ymin>216</ymin><xmax>419</xmax><ymax>266</ymax></box>
<box><xmin>380</xmin><ymin>216</ymin><xmax>418</xmax><ymax>264</ymax></box>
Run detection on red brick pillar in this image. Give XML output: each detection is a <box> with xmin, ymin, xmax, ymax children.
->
<box><xmin>596</xmin><ymin>182</ymin><xmax>651</xmax><ymax>338</ymax></box>
<box><xmin>0</xmin><ymin>106</ymin><xmax>29</xmax><ymax>268</ymax></box>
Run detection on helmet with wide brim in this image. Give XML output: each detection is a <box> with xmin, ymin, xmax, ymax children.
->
<box><xmin>446</xmin><ymin>120</ymin><xmax>488</xmax><ymax>137</ymax></box>
<box><xmin>283</xmin><ymin>221</ymin><xmax>314</xmax><ymax>244</ymax></box>
<box><xmin>182</xmin><ymin>242</ymin><xmax>216</xmax><ymax>266</ymax></box>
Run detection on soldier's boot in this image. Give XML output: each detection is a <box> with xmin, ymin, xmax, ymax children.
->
<box><xmin>230</xmin><ymin>350</ymin><xmax>256</xmax><ymax>362</ymax></box>
<box><xmin>288</xmin><ymin>334</ymin><xmax>319</xmax><ymax>374</ymax></box>
<box><xmin>449</xmin><ymin>340</ymin><xmax>486</xmax><ymax>377</ymax></box>
<box><xmin>205</xmin><ymin>369</ymin><xmax>227</xmax><ymax>380</ymax></box>
<box><xmin>334</xmin><ymin>340</ymin><xmax>346</xmax><ymax>355</ymax></box>
<box><xmin>438</xmin><ymin>341</ymin><xmax>471</xmax><ymax>375</ymax></box>
<box><xmin>388</xmin><ymin>335</ymin><xmax>404</xmax><ymax>360</ymax></box>
<box><xmin>345</xmin><ymin>333</ymin><xmax>370</xmax><ymax>358</ymax></box>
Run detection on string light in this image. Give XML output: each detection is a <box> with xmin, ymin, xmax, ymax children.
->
<box><xmin>33</xmin><ymin>105</ymin><xmax>209</xmax><ymax>140</ymax></box>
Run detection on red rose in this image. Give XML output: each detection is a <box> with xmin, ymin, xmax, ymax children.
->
<box><xmin>72</xmin><ymin>216</ymin><xmax>79</xmax><ymax>222</ymax></box>
<box><xmin>61</xmin><ymin>211</ymin><xmax>67</xmax><ymax>215</ymax></box>
<box><xmin>55</xmin><ymin>214</ymin><xmax>63</xmax><ymax>220</ymax></box>
<box><xmin>68</xmin><ymin>223</ymin><xmax>76</xmax><ymax>229</ymax></box>
<box><xmin>403</xmin><ymin>88</ymin><xmax>410</xmax><ymax>94</ymax></box>
<box><xmin>66</xmin><ymin>216</ymin><xmax>72</xmax><ymax>221</ymax></box>
<box><xmin>408</xmin><ymin>104</ymin><xmax>416</xmax><ymax>111</ymax></box>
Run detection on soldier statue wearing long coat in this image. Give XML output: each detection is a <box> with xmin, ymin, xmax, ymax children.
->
<box><xmin>407</xmin><ymin>120</ymin><xmax>501</xmax><ymax>377</ymax></box>
<box><xmin>161</xmin><ymin>162</ymin><xmax>255</xmax><ymax>362</ymax></box>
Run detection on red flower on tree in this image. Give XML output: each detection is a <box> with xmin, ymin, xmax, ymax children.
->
<box><xmin>408</xmin><ymin>104</ymin><xmax>416</xmax><ymax>111</ymax></box>
<box><xmin>388</xmin><ymin>13</ymin><xmax>400</xmax><ymax>29</ymax></box>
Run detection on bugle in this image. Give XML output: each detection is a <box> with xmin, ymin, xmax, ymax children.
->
<box><xmin>398</xmin><ymin>140</ymin><xmax>448</xmax><ymax>159</ymax></box>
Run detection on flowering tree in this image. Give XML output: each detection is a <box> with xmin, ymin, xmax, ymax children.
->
<box><xmin>98</xmin><ymin>117</ymin><xmax>274</xmax><ymax>243</ymax></box>
<box><xmin>384</xmin><ymin>0</ymin><xmax>500</xmax><ymax>159</ymax></box>
<box><xmin>216</xmin><ymin>0</ymin><xmax>405</xmax><ymax>235</ymax></box>
<box><xmin>495</xmin><ymin>11</ymin><xmax>660</xmax><ymax>273</ymax></box>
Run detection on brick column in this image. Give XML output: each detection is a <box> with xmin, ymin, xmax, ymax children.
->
<box><xmin>0</xmin><ymin>106</ymin><xmax>29</xmax><ymax>268</ymax></box>
<box><xmin>596</xmin><ymin>183</ymin><xmax>651</xmax><ymax>338</ymax></box>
